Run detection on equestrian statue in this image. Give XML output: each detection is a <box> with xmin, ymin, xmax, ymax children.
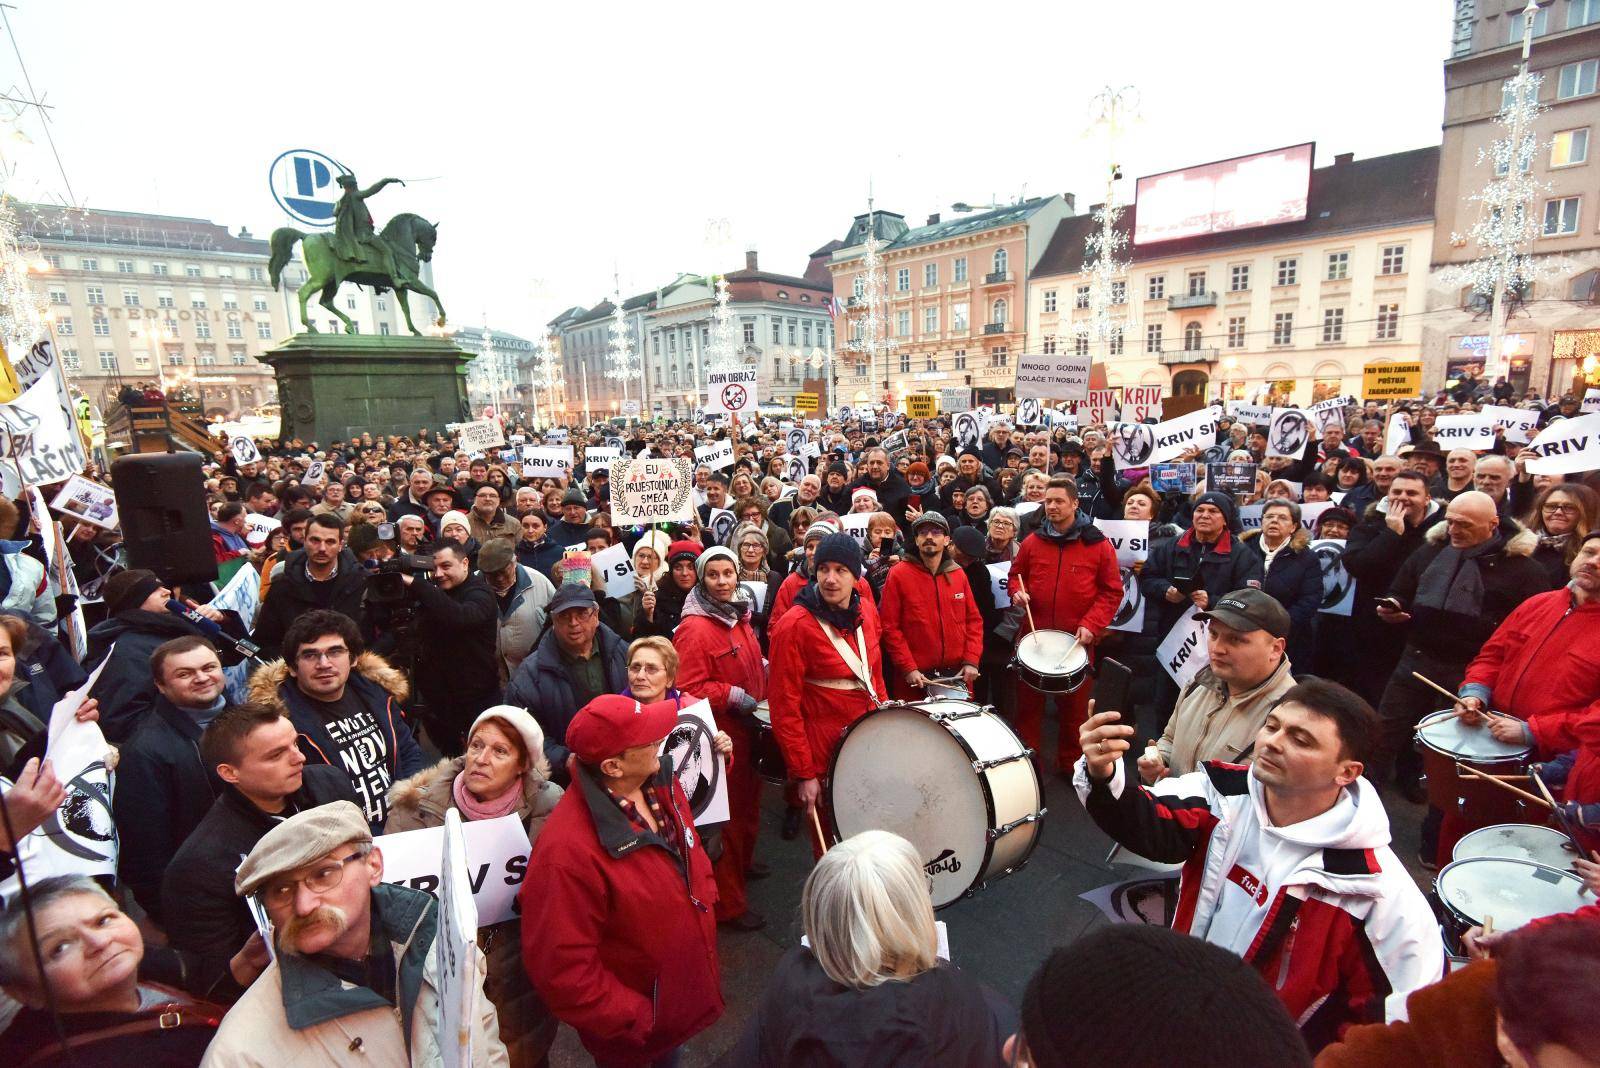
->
<box><xmin>268</xmin><ymin>172</ymin><xmax>448</xmax><ymax>336</ymax></box>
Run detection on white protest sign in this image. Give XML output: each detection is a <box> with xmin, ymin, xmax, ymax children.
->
<box><xmin>622</xmin><ymin>399</ymin><xmax>641</xmax><ymax>420</ymax></box>
<box><xmin>1081</xmin><ymin>388</ymin><xmax>1120</xmax><ymax>428</ymax></box>
<box><xmin>1298</xmin><ymin>500</ymin><xmax>1338</xmax><ymax>534</ymax></box>
<box><xmin>522</xmin><ymin>445</ymin><xmax>574</xmax><ymax>478</ymax></box>
<box><xmin>456</xmin><ymin>419</ymin><xmax>505</xmax><ymax>451</ymax></box>
<box><xmin>1385</xmin><ymin>412</ymin><xmax>1411</xmax><ymax>455</ymax></box>
<box><xmin>1228</xmin><ymin>401</ymin><xmax>1276</xmax><ymax>426</ymax></box>
<box><xmin>1584</xmin><ymin>389</ymin><xmax>1600</xmax><ymax>414</ymax></box>
<box><xmin>1094</xmin><ymin>518</ymin><xmax>1150</xmax><ymax>566</ymax></box>
<box><xmin>1311</xmin><ymin>539</ymin><xmax>1356</xmax><ymax>616</ymax></box>
<box><xmin>1522</xmin><ymin>412</ymin><xmax>1600</xmax><ymax>475</ymax></box>
<box><xmin>706</xmin><ymin>368</ymin><xmax>759</xmax><ymax>416</ymax></box>
<box><xmin>49</xmin><ymin>474</ymin><xmax>118</xmax><ymax>529</ymax></box>
<box><xmin>300</xmin><ymin>460</ymin><xmax>326</xmax><ymax>485</ymax></box>
<box><xmin>0</xmin><ymin>341</ymin><xmax>87</xmax><ymax>494</ymax></box>
<box><xmin>1266</xmin><ymin>408</ymin><xmax>1313</xmax><ymax>460</ymax></box>
<box><xmin>1109</xmin><ymin>566</ymin><xmax>1145</xmax><ymax>634</ymax></box>
<box><xmin>800</xmin><ymin>441</ymin><xmax>821</xmax><ymax>461</ymax></box>
<box><xmin>1308</xmin><ymin>395</ymin><xmax>1355</xmax><ymax>433</ymax></box>
<box><xmin>584</xmin><ymin>446</ymin><xmax>621</xmax><ymax>472</ymax></box>
<box><xmin>11</xmin><ymin>336</ymin><xmax>60</xmax><ymax>392</ymax></box>
<box><xmin>1015</xmin><ymin>501</ymin><xmax>1041</xmax><ymax>520</ymax></box>
<box><xmin>840</xmin><ymin>511</ymin><xmax>874</xmax><ymax>546</ymax></box>
<box><xmin>1109</xmin><ymin>404</ymin><xmax>1224</xmax><ymax>471</ymax></box>
<box><xmin>377</xmin><ymin>812</ymin><xmax>531</xmax><ymax>927</ymax></box>
<box><xmin>1014</xmin><ymin>353</ymin><xmax>1091</xmax><ymax>401</ymax></box>
<box><xmin>613</xmin><ymin>456</ymin><xmax>696</xmax><ymax>523</ymax></box>
<box><xmin>591</xmin><ymin>542</ymin><xmax>637</xmax><ymax>598</ymax></box>
<box><xmin>1432</xmin><ymin>412</ymin><xmax>1496</xmax><ymax>451</ymax></box>
<box><xmin>437</xmin><ymin>811</ymin><xmax>480</xmax><ymax>1068</ymax></box>
<box><xmin>244</xmin><ymin>512</ymin><xmax>281</xmax><ymax>543</ymax></box>
<box><xmin>229</xmin><ymin>435</ymin><xmax>262</xmax><ymax>465</ymax></box>
<box><xmin>741</xmin><ymin>580</ymin><xmax>767</xmax><ymax>613</ymax></box>
<box><xmin>785</xmin><ymin>428</ymin><xmax>809</xmax><ymax>454</ymax></box>
<box><xmin>3</xmin><ymin>655</ymin><xmax>116</xmax><ymax>897</ymax></box>
<box><xmin>987</xmin><ymin>560</ymin><xmax>1012</xmax><ymax>607</ymax></box>
<box><xmin>1237</xmin><ymin>503</ymin><xmax>1265</xmax><ymax>531</ymax></box>
<box><xmin>1481</xmin><ymin>405</ymin><xmax>1538</xmax><ymax>445</ymax></box>
<box><xmin>940</xmin><ymin>388</ymin><xmax>970</xmax><ymax>415</ymax></box>
<box><xmin>1121</xmin><ymin>385</ymin><xmax>1163</xmax><ymax>423</ymax></box>
<box><xmin>659</xmin><ymin>699</ymin><xmax>729</xmax><ymax>825</ymax></box>
<box><xmin>706</xmin><ymin>507</ymin><xmax>736</xmax><ymax>545</ymax></box>
<box><xmin>694</xmin><ymin>438</ymin><xmax>735</xmax><ymax>471</ymax></box>
<box><xmin>1156</xmin><ymin>605</ymin><xmax>1210</xmax><ymax>687</ymax></box>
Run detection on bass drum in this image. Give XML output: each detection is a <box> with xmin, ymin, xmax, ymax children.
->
<box><xmin>828</xmin><ymin>699</ymin><xmax>1043</xmax><ymax>908</ymax></box>
<box><xmin>750</xmin><ymin>701</ymin><xmax>788</xmax><ymax>786</ymax></box>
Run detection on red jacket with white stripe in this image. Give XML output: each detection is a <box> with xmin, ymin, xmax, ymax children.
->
<box><xmin>1009</xmin><ymin>517</ymin><xmax>1123</xmax><ymax>638</ymax></box>
<box><xmin>1073</xmin><ymin>758</ymin><xmax>1443</xmax><ymax>1052</ymax></box>
<box><xmin>878</xmin><ymin>553</ymin><xmax>984</xmax><ymax>681</ymax></box>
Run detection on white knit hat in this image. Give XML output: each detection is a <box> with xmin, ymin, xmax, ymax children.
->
<box><xmin>439</xmin><ymin>510</ymin><xmax>471</xmax><ymax>537</ymax></box>
<box><xmin>470</xmin><ymin>705</ymin><xmax>550</xmax><ymax>781</ymax></box>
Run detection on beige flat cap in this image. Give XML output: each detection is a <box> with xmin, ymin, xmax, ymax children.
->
<box><xmin>234</xmin><ymin>801</ymin><xmax>372</xmax><ymax>897</ymax></box>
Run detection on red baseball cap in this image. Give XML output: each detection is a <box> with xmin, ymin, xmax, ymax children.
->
<box><xmin>566</xmin><ymin>695</ymin><xmax>679</xmax><ymax>765</ymax></box>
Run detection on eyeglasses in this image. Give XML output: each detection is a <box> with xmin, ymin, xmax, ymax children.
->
<box><xmin>260</xmin><ymin>851</ymin><xmax>366</xmax><ymax>908</ymax></box>
<box><xmin>1542</xmin><ymin>502</ymin><xmax>1579</xmax><ymax>514</ymax></box>
<box><xmin>295</xmin><ymin>645</ymin><xmax>349</xmax><ymax>664</ymax></box>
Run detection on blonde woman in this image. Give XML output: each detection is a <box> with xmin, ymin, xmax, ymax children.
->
<box><xmin>726</xmin><ymin>830</ymin><xmax>1007</xmax><ymax>1065</ymax></box>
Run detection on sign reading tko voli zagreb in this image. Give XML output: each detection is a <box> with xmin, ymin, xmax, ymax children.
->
<box><xmin>613</xmin><ymin>456</ymin><xmax>695</xmax><ymax>523</ymax></box>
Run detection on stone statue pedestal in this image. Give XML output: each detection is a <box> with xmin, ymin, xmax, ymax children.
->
<box><xmin>260</xmin><ymin>333</ymin><xmax>472</xmax><ymax>444</ymax></box>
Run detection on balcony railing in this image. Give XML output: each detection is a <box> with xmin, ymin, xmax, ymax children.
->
<box><xmin>1158</xmin><ymin>346</ymin><xmax>1219</xmax><ymax>366</ymax></box>
<box><xmin>982</xmin><ymin>322</ymin><xmax>1008</xmax><ymax>335</ymax></box>
<box><xmin>983</xmin><ymin>271</ymin><xmax>1012</xmax><ymax>285</ymax></box>
<box><xmin>1168</xmin><ymin>291</ymin><xmax>1217</xmax><ymax>309</ymax></box>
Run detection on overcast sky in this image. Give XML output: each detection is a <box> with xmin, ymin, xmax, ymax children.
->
<box><xmin>6</xmin><ymin>0</ymin><xmax>1454</xmax><ymax>341</ymax></box>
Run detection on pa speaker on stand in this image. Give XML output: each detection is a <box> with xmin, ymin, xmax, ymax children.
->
<box><xmin>110</xmin><ymin>453</ymin><xmax>217</xmax><ymax>587</ymax></box>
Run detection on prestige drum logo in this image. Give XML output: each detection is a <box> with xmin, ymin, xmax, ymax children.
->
<box><xmin>269</xmin><ymin>149</ymin><xmax>346</xmax><ymax>227</ymax></box>
<box><xmin>924</xmin><ymin>848</ymin><xmax>962</xmax><ymax>876</ymax></box>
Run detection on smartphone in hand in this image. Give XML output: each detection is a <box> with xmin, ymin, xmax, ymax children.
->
<box><xmin>1093</xmin><ymin>657</ymin><xmax>1134</xmax><ymax>719</ymax></box>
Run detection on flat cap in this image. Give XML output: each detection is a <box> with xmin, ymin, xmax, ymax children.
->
<box><xmin>235</xmin><ymin>801</ymin><xmax>371</xmax><ymax>897</ymax></box>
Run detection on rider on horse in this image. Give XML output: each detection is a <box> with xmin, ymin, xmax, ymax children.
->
<box><xmin>333</xmin><ymin>173</ymin><xmax>404</xmax><ymax>284</ymax></box>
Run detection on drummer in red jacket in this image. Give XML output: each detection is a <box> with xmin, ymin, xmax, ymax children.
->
<box><xmin>673</xmin><ymin>544</ymin><xmax>770</xmax><ymax>931</ymax></box>
<box><xmin>767</xmin><ymin>532</ymin><xmax>888</xmax><ymax>858</ymax></box>
<box><xmin>769</xmin><ymin>519</ymin><xmax>877</xmax><ymax>629</ymax></box>
<box><xmin>1009</xmin><ymin>476</ymin><xmax>1124</xmax><ymax>774</ymax></box>
<box><xmin>518</xmin><ymin>694</ymin><xmax>723</xmax><ymax>1068</ymax></box>
<box><xmin>879</xmin><ymin>511</ymin><xmax>985</xmax><ymax>701</ymax></box>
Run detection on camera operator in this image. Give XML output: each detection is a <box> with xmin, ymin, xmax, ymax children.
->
<box><xmin>360</xmin><ymin>525</ymin><xmax>433</xmax><ymax>689</ymax></box>
<box><xmin>397</xmin><ymin>540</ymin><xmax>499</xmax><ymax>756</ymax></box>
<box><xmin>252</xmin><ymin>513</ymin><xmax>369</xmax><ymax>662</ymax></box>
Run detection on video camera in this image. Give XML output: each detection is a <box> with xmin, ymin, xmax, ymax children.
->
<box><xmin>366</xmin><ymin>543</ymin><xmax>435</xmax><ymax>604</ymax></box>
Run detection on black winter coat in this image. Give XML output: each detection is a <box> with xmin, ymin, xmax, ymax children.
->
<box><xmin>86</xmin><ymin>610</ymin><xmax>235</xmax><ymax>742</ymax></box>
<box><xmin>113</xmin><ymin>695</ymin><xmax>223</xmax><ymax>922</ymax></box>
<box><xmin>1240</xmin><ymin>529</ymin><xmax>1323</xmax><ymax>671</ymax></box>
<box><xmin>251</xmin><ymin>547</ymin><xmax>369</xmax><ymax>660</ymax></box>
<box><xmin>162</xmin><ymin>767</ymin><xmax>356</xmax><ymax>1000</ymax></box>
<box><xmin>411</xmin><ymin>571</ymin><xmax>500</xmax><ymax>713</ymax></box>
<box><xmin>1140</xmin><ymin>528</ymin><xmax>1264</xmax><ymax>638</ymax></box>
<box><xmin>721</xmin><ymin>945</ymin><xmax>1009</xmax><ymax>1067</ymax></box>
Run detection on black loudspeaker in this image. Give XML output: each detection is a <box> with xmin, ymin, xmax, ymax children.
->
<box><xmin>111</xmin><ymin>453</ymin><xmax>218</xmax><ymax>586</ymax></box>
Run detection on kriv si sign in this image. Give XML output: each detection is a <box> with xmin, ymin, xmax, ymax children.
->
<box><xmin>268</xmin><ymin>149</ymin><xmax>345</xmax><ymax>227</ymax></box>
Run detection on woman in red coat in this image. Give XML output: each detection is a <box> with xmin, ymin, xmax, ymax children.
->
<box><xmin>767</xmin><ymin>533</ymin><xmax>888</xmax><ymax>859</ymax></box>
<box><xmin>673</xmin><ymin>545</ymin><xmax>771</xmax><ymax>931</ymax></box>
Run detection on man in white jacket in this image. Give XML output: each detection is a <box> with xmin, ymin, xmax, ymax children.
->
<box><xmin>1076</xmin><ymin>676</ymin><xmax>1441</xmax><ymax>1053</ymax></box>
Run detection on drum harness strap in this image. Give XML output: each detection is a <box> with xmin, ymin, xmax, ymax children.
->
<box><xmin>814</xmin><ymin>620</ymin><xmax>881</xmax><ymax>705</ymax></box>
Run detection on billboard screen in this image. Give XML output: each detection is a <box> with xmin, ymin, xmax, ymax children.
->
<box><xmin>1134</xmin><ymin>143</ymin><xmax>1314</xmax><ymax>245</ymax></box>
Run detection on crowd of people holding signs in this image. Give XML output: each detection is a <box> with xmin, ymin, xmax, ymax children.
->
<box><xmin>0</xmin><ymin>353</ymin><xmax>1598</xmax><ymax>1066</ymax></box>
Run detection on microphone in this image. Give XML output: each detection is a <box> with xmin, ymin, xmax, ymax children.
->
<box><xmin>167</xmin><ymin>598</ymin><xmax>262</xmax><ymax>660</ymax></box>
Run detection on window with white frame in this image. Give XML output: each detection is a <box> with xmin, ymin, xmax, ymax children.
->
<box><xmin>1552</xmin><ymin>128</ymin><xmax>1590</xmax><ymax>167</ymax></box>
<box><xmin>953</xmin><ymin>257</ymin><xmax>968</xmax><ymax>282</ymax></box>
<box><xmin>991</xmin><ymin>298</ymin><xmax>1007</xmax><ymax>325</ymax></box>
<box><xmin>1326</xmin><ymin>251</ymin><xmax>1349</xmax><ymax>280</ymax></box>
<box><xmin>1074</xmin><ymin>336</ymin><xmax>1089</xmax><ymax>356</ymax></box>
<box><xmin>1184</xmin><ymin>322</ymin><xmax>1203</xmax><ymax>350</ymax></box>
<box><xmin>1511</xmin><ymin>4</ymin><xmax>1549</xmax><ymax>40</ymax></box>
<box><xmin>1276</xmin><ymin>258</ymin><xmax>1298</xmax><ymax>286</ymax></box>
<box><xmin>952</xmin><ymin>303</ymin><xmax>970</xmax><ymax>331</ymax></box>
<box><xmin>151</xmin><ymin>262</ymin><xmax>168</xmax><ymax>276</ymax></box>
<box><xmin>85</xmin><ymin>286</ymin><xmax>104</xmax><ymax>304</ymax></box>
<box><xmin>788</xmin><ymin>319</ymin><xmax>798</xmax><ymax>344</ymax></box>
<box><xmin>1227</xmin><ymin>316</ymin><xmax>1246</xmax><ymax>348</ymax></box>
<box><xmin>1273</xmin><ymin>312</ymin><xmax>1294</xmax><ymax>344</ymax></box>
<box><xmin>43</xmin><ymin>253</ymin><xmax>60</xmax><ymax>269</ymax></box>
<box><xmin>92</xmin><ymin>318</ymin><xmax>110</xmax><ymax>337</ymax></box>
<box><xmin>852</xmin><ymin>276</ymin><xmax>865</xmax><ymax>299</ymax></box>
<box><xmin>377</xmin><ymin>298</ymin><xmax>387</xmax><ymax>311</ymax></box>
<box><xmin>1042</xmin><ymin>337</ymin><xmax>1057</xmax><ymax>355</ymax></box>
<box><xmin>133</xmin><ymin>351</ymin><xmax>151</xmax><ymax>369</ymax></box>
<box><xmin>232</xmin><ymin>349</ymin><xmax>249</xmax><ymax>366</ymax></box>
<box><xmin>60</xmin><ymin>348</ymin><xmax>79</xmax><ymax>370</ymax></box>
<box><xmin>924</xmin><ymin>263</ymin><xmax>938</xmax><ymax>288</ymax></box>
<box><xmin>854</xmin><ymin>360</ymin><xmax>868</xmax><ymax>376</ymax></box>
<box><xmin>122</xmin><ymin>288</ymin><xmax>140</xmax><ymax>307</ymax></box>
<box><xmin>1573</xmin><ymin>0</ymin><xmax>1600</xmax><ymax>29</ymax></box>
<box><xmin>48</xmin><ymin>288</ymin><xmax>66</xmax><ymax>304</ymax></box>
<box><xmin>116</xmin><ymin>259</ymin><xmax>134</xmax><ymax>273</ymax></box>
<box><xmin>1074</xmin><ymin>285</ymin><xmax>1090</xmax><ymax>309</ymax></box>
<box><xmin>802</xmin><ymin>321</ymin><xmax>813</xmax><ymax>346</ymax></box>
<box><xmin>923</xmin><ymin>307</ymin><xmax>938</xmax><ymax>332</ymax></box>
<box><xmin>992</xmin><ymin>249</ymin><xmax>1008</xmax><ymax>276</ymax></box>
<box><xmin>1544</xmin><ymin>196</ymin><xmax>1581</xmax><ymax>235</ymax></box>
<box><xmin>346</xmin><ymin>296</ymin><xmax>357</xmax><ymax>311</ymax></box>
<box><xmin>953</xmin><ymin>349</ymin><xmax>967</xmax><ymax>369</ymax></box>
<box><xmin>899</xmin><ymin>352</ymin><xmax>911</xmax><ymax>373</ymax></box>
<box><xmin>379</xmin><ymin>322</ymin><xmax>391</xmax><ymax>336</ymax></box>
<box><xmin>1559</xmin><ymin>60</ymin><xmax>1598</xmax><ymax>99</ymax></box>
<box><xmin>199</xmin><ymin>350</ymin><xmax>217</xmax><ymax>367</ymax></box>
<box><xmin>1380</xmin><ymin>245</ymin><xmax>1407</xmax><ymax>275</ymax></box>
<box><xmin>217</xmin><ymin>266</ymin><xmax>233</xmax><ymax>279</ymax></box>
<box><xmin>1230</xmin><ymin>264</ymin><xmax>1250</xmax><ymax>291</ymax></box>
<box><xmin>1145</xmin><ymin>323</ymin><xmax>1163</xmax><ymax>353</ymax></box>
<box><xmin>1147</xmin><ymin>274</ymin><xmax>1165</xmax><ymax>300</ymax></box>
<box><xmin>227</xmin><ymin>320</ymin><xmax>243</xmax><ymax>339</ymax></box>
<box><xmin>223</xmin><ymin>294</ymin><xmax>239</xmax><ymax>310</ymax></box>
<box><xmin>184</xmin><ymin>264</ymin><xmax>201</xmax><ymax>278</ymax></box>
<box><xmin>98</xmin><ymin>350</ymin><xmax>117</xmax><ymax>371</ymax></box>
<box><xmin>248</xmin><ymin>266</ymin><xmax>265</xmax><ymax>282</ymax></box>
<box><xmin>56</xmin><ymin>316</ymin><xmax>73</xmax><ymax>335</ymax></box>
<box><xmin>896</xmin><ymin>310</ymin><xmax>911</xmax><ymax>336</ymax></box>
<box><xmin>925</xmin><ymin>354</ymin><xmax>937</xmax><ymax>371</ymax></box>
<box><xmin>989</xmin><ymin>346</ymin><xmax>1008</xmax><ymax>367</ymax></box>
<box><xmin>158</xmin><ymin>293</ymin><xmax>174</xmax><ymax>308</ymax></box>
<box><xmin>257</xmin><ymin>321</ymin><xmax>273</xmax><ymax>339</ymax></box>
<box><xmin>1110</xmin><ymin>280</ymin><xmax>1127</xmax><ymax>304</ymax></box>
<box><xmin>1043</xmin><ymin>289</ymin><xmax>1057</xmax><ymax>313</ymax></box>
<box><xmin>190</xmin><ymin>293</ymin><xmax>207</xmax><ymax>309</ymax></box>
<box><xmin>1108</xmin><ymin>327</ymin><xmax>1124</xmax><ymax>356</ymax></box>
<box><xmin>896</xmin><ymin>267</ymin><xmax>910</xmax><ymax>292</ymax></box>
<box><xmin>1187</xmin><ymin>271</ymin><xmax>1207</xmax><ymax>296</ymax></box>
<box><xmin>196</xmin><ymin>319</ymin><xmax>211</xmax><ymax>339</ymax></box>
<box><xmin>79</xmin><ymin>257</ymin><xmax>98</xmax><ymax>271</ymax></box>
<box><xmin>743</xmin><ymin>321</ymin><xmax>755</xmax><ymax>345</ymax></box>
<box><xmin>1375</xmin><ymin>303</ymin><xmax>1400</xmax><ymax>340</ymax></box>
<box><xmin>1322</xmin><ymin>307</ymin><xmax>1345</xmax><ymax>342</ymax></box>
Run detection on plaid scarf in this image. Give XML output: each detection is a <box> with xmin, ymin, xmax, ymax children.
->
<box><xmin>607</xmin><ymin>783</ymin><xmax>683</xmax><ymax>861</ymax></box>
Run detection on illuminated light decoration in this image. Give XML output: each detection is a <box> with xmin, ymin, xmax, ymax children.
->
<box><xmin>0</xmin><ymin>195</ymin><xmax>52</xmax><ymax>362</ymax></box>
<box><xmin>604</xmin><ymin>287</ymin><xmax>640</xmax><ymax>403</ymax></box>
<box><xmin>1071</xmin><ymin>87</ymin><xmax>1140</xmax><ymax>361</ymax></box>
<box><xmin>706</xmin><ymin>273</ymin><xmax>738</xmax><ymax>375</ymax></box>
<box><xmin>847</xmin><ymin>226</ymin><xmax>893</xmax><ymax>391</ymax></box>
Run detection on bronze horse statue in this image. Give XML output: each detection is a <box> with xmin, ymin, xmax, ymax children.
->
<box><xmin>267</xmin><ymin>213</ymin><xmax>447</xmax><ymax>336</ymax></box>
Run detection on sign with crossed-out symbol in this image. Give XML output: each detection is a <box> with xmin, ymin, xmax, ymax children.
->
<box><xmin>721</xmin><ymin>383</ymin><xmax>747</xmax><ymax>411</ymax></box>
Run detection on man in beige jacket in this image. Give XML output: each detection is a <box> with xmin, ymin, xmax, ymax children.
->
<box><xmin>1138</xmin><ymin>589</ymin><xmax>1296</xmax><ymax>784</ymax></box>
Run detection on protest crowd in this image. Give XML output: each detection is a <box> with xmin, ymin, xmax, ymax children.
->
<box><xmin>2</xmin><ymin>370</ymin><xmax>1600</xmax><ymax>1068</ymax></box>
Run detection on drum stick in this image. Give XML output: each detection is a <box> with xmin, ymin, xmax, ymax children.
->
<box><xmin>809</xmin><ymin>807</ymin><xmax>831</xmax><ymax>855</ymax></box>
<box><xmin>1482</xmin><ymin>915</ymin><xmax>1494</xmax><ymax>937</ymax></box>
<box><xmin>1454</xmin><ymin>762</ymin><xmax>1553</xmax><ymax>809</ymax></box>
<box><xmin>1014</xmin><ymin>575</ymin><xmax>1039</xmax><ymax>637</ymax></box>
<box><xmin>1411</xmin><ymin>672</ymin><xmax>1463</xmax><ymax>705</ymax></box>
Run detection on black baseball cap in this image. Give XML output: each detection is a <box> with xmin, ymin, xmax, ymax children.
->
<box><xmin>1197</xmin><ymin>588</ymin><xmax>1291</xmax><ymax>639</ymax></box>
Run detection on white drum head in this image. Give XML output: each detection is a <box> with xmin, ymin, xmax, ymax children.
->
<box><xmin>1452</xmin><ymin>824</ymin><xmax>1575</xmax><ymax>869</ymax></box>
<box><xmin>1017</xmin><ymin>630</ymin><xmax>1086</xmax><ymax>674</ymax></box>
<box><xmin>753</xmin><ymin>701</ymin><xmax>771</xmax><ymax>727</ymax></box>
<box><xmin>1417</xmin><ymin>710</ymin><xmax>1530</xmax><ymax>762</ymax></box>
<box><xmin>1436</xmin><ymin>857</ymin><xmax>1585</xmax><ymax>932</ymax></box>
<box><xmin>831</xmin><ymin>706</ymin><xmax>987</xmax><ymax>907</ymax></box>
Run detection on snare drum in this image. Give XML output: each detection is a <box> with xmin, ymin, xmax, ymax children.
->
<box><xmin>828</xmin><ymin>699</ymin><xmax>1044</xmax><ymax>908</ymax></box>
<box><xmin>1415</xmin><ymin>709</ymin><xmax>1532</xmax><ymax>825</ymax></box>
<box><xmin>1452</xmin><ymin>824</ymin><xmax>1578</xmax><ymax>871</ymax></box>
<box><xmin>922</xmin><ymin>675</ymin><xmax>970</xmax><ymax>701</ymax></box>
<box><xmin>1013</xmin><ymin>630</ymin><xmax>1089</xmax><ymax>694</ymax></box>
<box><xmin>750</xmin><ymin>701</ymin><xmax>788</xmax><ymax>786</ymax></box>
<box><xmin>1434</xmin><ymin>857</ymin><xmax>1585</xmax><ymax>954</ymax></box>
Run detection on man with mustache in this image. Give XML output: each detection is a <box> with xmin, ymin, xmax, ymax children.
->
<box><xmin>205</xmin><ymin>801</ymin><xmax>507</xmax><ymax>1065</ymax></box>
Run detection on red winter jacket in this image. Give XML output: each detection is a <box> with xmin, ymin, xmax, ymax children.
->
<box><xmin>767</xmin><ymin>597</ymin><xmax>887</xmax><ymax>781</ymax></box>
<box><xmin>1459</xmin><ymin>588</ymin><xmax>1600</xmax><ymax>754</ymax></box>
<box><xmin>519</xmin><ymin>760</ymin><xmax>722</xmax><ymax>1066</ymax></box>
<box><xmin>879</xmin><ymin>554</ymin><xmax>984</xmax><ymax>682</ymax></box>
<box><xmin>769</xmin><ymin>569</ymin><xmax>876</xmax><ymax>632</ymax></box>
<box><xmin>673</xmin><ymin>597</ymin><xmax>767</xmax><ymax>717</ymax></box>
<box><xmin>1009</xmin><ymin>519</ymin><xmax>1123</xmax><ymax>639</ymax></box>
